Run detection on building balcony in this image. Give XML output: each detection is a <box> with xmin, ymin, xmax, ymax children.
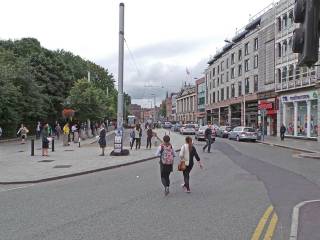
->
<box><xmin>275</xmin><ymin>75</ymin><xmax>318</xmax><ymax>92</ymax></box>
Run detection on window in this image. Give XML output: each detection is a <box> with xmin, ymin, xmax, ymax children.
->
<box><xmin>245</xmin><ymin>77</ymin><xmax>250</xmax><ymax>94</ymax></box>
<box><xmin>277</xmin><ymin>68</ymin><xmax>282</xmax><ymax>83</ymax></box>
<box><xmin>238</xmin><ymin>64</ymin><xmax>242</xmax><ymax>76</ymax></box>
<box><xmin>245</xmin><ymin>59</ymin><xmax>249</xmax><ymax>72</ymax></box>
<box><xmin>302</xmin><ymin>67</ymin><xmax>308</xmax><ymax>77</ymax></box>
<box><xmin>245</xmin><ymin>42</ymin><xmax>249</xmax><ymax>55</ymax></box>
<box><xmin>254</xmin><ymin>75</ymin><xmax>258</xmax><ymax>92</ymax></box>
<box><xmin>213</xmin><ymin>68</ymin><xmax>215</xmax><ymax>77</ymax></box>
<box><xmin>218</xmin><ymin>65</ymin><xmax>220</xmax><ymax>74</ymax></box>
<box><xmin>254</xmin><ymin>38</ymin><xmax>258</xmax><ymax>51</ymax></box>
<box><xmin>238</xmin><ymin>49</ymin><xmax>242</xmax><ymax>61</ymax></box>
<box><xmin>209</xmin><ymin>93</ymin><xmax>211</xmax><ymax>104</ymax></box>
<box><xmin>282</xmin><ymin>40</ymin><xmax>287</xmax><ymax>56</ymax></box>
<box><xmin>283</xmin><ymin>14</ymin><xmax>288</xmax><ymax>29</ymax></box>
<box><xmin>289</xmin><ymin>64</ymin><xmax>294</xmax><ymax>81</ymax></box>
<box><xmin>278</xmin><ymin>43</ymin><xmax>282</xmax><ymax>58</ymax></box>
<box><xmin>217</xmin><ymin>91</ymin><xmax>220</xmax><ymax>102</ymax></box>
<box><xmin>282</xmin><ymin>66</ymin><xmax>287</xmax><ymax>82</ymax></box>
<box><xmin>226</xmin><ymin>59</ymin><xmax>229</xmax><ymax>69</ymax></box>
<box><xmin>221</xmin><ymin>88</ymin><xmax>224</xmax><ymax>101</ymax></box>
<box><xmin>221</xmin><ymin>74</ymin><xmax>224</xmax><ymax>84</ymax></box>
<box><xmin>231</xmin><ymin>68</ymin><xmax>235</xmax><ymax>79</ymax></box>
<box><xmin>209</xmin><ymin>71</ymin><xmax>212</xmax><ymax>79</ymax></box>
<box><xmin>288</xmin><ymin>37</ymin><xmax>293</xmax><ymax>53</ymax></box>
<box><xmin>209</xmin><ymin>81</ymin><xmax>212</xmax><ymax>90</ymax></box>
<box><xmin>226</xmin><ymin>72</ymin><xmax>229</xmax><ymax>82</ymax></box>
<box><xmin>213</xmin><ymin>92</ymin><xmax>216</xmax><ymax>103</ymax></box>
<box><xmin>277</xmin><ymin>17</ymin><xmax>282</xmax><ymax>32</ymax></box>
<box><xmin>213</xmin><ymin>79</ymin><xmax>216</xmax><ymax>88</ymax></box>
<box><xmin>231</xmin><ymin>84</ymin><xmax>235</xmax><ymax>97</ymax></box>
<box><xmin>217</xmin><ymin>77</ymin><xmax>220</xmax><ymax>86</ymax></box>
<box><xmin>238</xmin><ymin>81</ymin><xmax>242</xmax><ymax>96</ymax></box>
<box><xmin>254</xmin><ymin>55</ymin><xmax>258</xmax><ymax>69</ymax></box>
<box><xmin>221</xmin><ymin>61</ymin><xmax>224</xmax><ymax>71</ymax></box>
<box><xmin>231</xmin><ymin>53</ymin><xmax>235</xmax><ymax>64</ymax></box>
<box><xmin>226</xmin><ymin>86</ymin><xmax>230</xmax><ymax>99</ymax></box>
<box><xmin>295</xmin><ymin>67</ymin><xmax>300</xmax><ymax>79</ymax></box>
<box><xmin>289</xmin><ymin>10</ymin><xmax>294</xmax><ymax>26</ymax></box>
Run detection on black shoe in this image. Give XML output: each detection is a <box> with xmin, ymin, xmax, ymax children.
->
<box><xmin>164</xmin><ymin>187</ymin><xmax>169</xmax><ymax>196</ymax></box>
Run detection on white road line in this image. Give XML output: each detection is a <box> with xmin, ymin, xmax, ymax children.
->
<box><xmin>290</xmin><ymin>199</ymin><xmax>320</xmax><ymax>240</ymax></box>
<box><xmin>0</xmin><ymin>184</ymin><xmax>35</xmax><ymax>193</ymax></box>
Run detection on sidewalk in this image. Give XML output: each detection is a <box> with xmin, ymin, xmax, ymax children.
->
<box><xmin>0</xmin><ymin>129</ymin><xmax>185</xmax><ymax>184</ymax></box>
<box><xmin>257</xmin><ymin>136</ymin><xmax>320</xmax><ymax>159</ymax></box>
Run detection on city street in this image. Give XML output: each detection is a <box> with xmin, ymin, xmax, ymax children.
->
<box><xmin>1</xmin><ymin>132</ymin><xmax>320</xmax><ymax>239</ymax></box>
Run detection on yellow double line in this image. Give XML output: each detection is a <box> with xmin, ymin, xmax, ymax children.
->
<box><xmin>251</xmin><ymin>205</ymin><xmax>278</xmax><ymax>240</ymax></box>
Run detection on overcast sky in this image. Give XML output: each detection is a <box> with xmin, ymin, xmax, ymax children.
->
<box><xmin>1</xmin><ymin>0</ymin><xmax>274</xmax><ymax>107</ymax></box>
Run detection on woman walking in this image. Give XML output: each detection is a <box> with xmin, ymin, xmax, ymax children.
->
<box><xmin>17</xmin><ymin>124</ymin><xmax>29</xmax><ymax>144</ymax></box>
<box><xmin>134</xmin><ymin>124</ymin><xmax>142</xmax><ymax>150</ymax></box>
<box><xmin>41</xmin><ymin>123</ymin><xmax>50</xmax><ymax>156</ymax></box>
<box><xmin>146</xmin><ymin>126</ymin><xmax>153</xmax><ymax>149</ymax></box>
<box><xmin>98</xmin><ymin>124</ymin><xmax>107</xmax><ymax>156</ymax></box>
<box><xmin>179</xmin><ymin>136</ymin><xmax>203</xmax><ymax>193</ymax></box>
<box><xmin>129</xmin><ymin>128</ymin><xmax>135</xmax><ymax>150</ymax></box>
<box><xmin>155</xmin><ymin>135</ymin><xmax>176</xmax><ymax>196</ymax></box>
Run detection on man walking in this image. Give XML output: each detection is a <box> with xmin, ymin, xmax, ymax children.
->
<box><xmin>146</xmin><ymin>126</ymin><xmax>153</xmax><ymax>149</ymax></box>
<box><xmin>203</xmin><ymin>123</ymin><xmax>213</xmax><ymax>153</ymax></box>
<box><xmin>280</xmin><ymin>124</ymin><xmax>286</xmax><ymax>141</ymax></box>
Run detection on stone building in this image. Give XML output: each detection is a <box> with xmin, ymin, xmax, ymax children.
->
<box><xmin>176</xmin><ymin>85</ymin><xmax>196</xmax><ymax>123</ymax></box>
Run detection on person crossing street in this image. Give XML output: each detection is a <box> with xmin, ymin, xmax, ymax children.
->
<box><xmin>203</xmin><ymin>123</ymin><xmax>213</xmax><ymax>153</ymax></box>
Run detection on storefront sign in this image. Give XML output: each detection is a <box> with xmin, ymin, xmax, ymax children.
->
<box><xmin>258</xmin><ymin>102</ymin><xmax>273</xmax><ymax>110</ymax></box>
<box><xmin>282</xmin><ymin>91</ymin><xmax>318</xmax><ymax>102</ymax></box>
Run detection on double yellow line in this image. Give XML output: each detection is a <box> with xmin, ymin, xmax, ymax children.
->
<box><xmin>251</xmin><ymin>205</ymin><xmax>278</xmax><ymax>240</ymax></box>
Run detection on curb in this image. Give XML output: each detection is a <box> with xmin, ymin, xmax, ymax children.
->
<box><xmin>257</xmin><ymin>141</ymin><xmax>316</xmax><ymax>154</ymax></box>
<box><xmin>290</xmin><ymin>199</ymin><xmax>320</xmax><ymax>240</ymax></box>
<box><xmin>0</xmin><ymin>131</ymin><xmax>178</xmax><ymax>185</ymax></box>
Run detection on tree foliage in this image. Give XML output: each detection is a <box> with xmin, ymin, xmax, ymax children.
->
<box><xmin>0</xmin><ymin>38</ymin><xmax>129</xmax><ymax>137</ymax></box>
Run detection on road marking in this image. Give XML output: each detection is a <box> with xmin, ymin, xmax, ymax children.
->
<box><xmin>263</xmin><ymin>212</ymin><xmax>278</xmax><ymax>240</ymax></box>
<box><xmin>0</xmin><ymin>184</ymin><xmax>35</xmax><ymax>193</ymax></box>
<box><xmin>251</xmin><ymin>205</ymin><xmax>274</xmax><ymax>240</ymax></box>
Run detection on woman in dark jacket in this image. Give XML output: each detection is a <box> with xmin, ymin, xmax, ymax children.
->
<box><xmin>179</xmin><ymin>136</ymin><xmax>203</xmax><ymax>193</ymax></box>
<box><xmin>98</xmin><ymin>124</ymin><xmax>107</xmax><ymax>156</ymax></box>
<box><xmin>42</xmin><ymin>124</ymin><xmax>50</xmax><ymax>157</ymax></box>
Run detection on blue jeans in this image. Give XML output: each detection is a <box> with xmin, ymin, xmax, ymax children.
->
<box><xmin>203</xmin><ymin>138</ymin><xmax>212</xmax><ymax>152</ymax></box>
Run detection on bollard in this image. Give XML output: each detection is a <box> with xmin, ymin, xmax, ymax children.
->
<box><xmin>78</xmin><ymin>137</ymin><xmax>81</xmax><ymax>148</ymax></box>
<box><xmin>52</xmin><ymin>139</ymin><xmax>55</xmax><ymax>152</ymax></box>
<box><xmin>31</xmin><ymin>139</ymin><xmax>34</xmax><ymax>156</ymax></box>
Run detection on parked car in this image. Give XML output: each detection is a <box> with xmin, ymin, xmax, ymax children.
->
<box><xmin>171</xmin><ymin>123</ymin><xmax>182</xmax><ymax>132</ymax></box>
<box><xmin>195</xmin><ymin>125</ymin><xmax>216</xmax><ymax>141</ymax></box>
<box><xmin>228</xmin><ymin>126</ymin><xmax>257</xmax><ymax>142</ymax></box>
<box><xmin>163</xmin><ymin>122</ymin><xmax>172</xmax><ymax>129</ymax></box>
<box><xmin>180</xmin><ymin>124</ymin><xmax>196</xmax><ymax>135</ymax></box>
<box><xmin>216</xmin><ymin>126</ymin><xmax>232</xmax><ymax>138</ymax></box>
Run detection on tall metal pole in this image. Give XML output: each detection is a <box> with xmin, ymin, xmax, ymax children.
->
<box><xmin>117</xmin><ymin>3</ymin><xmax>124</xmax><ymax>130</ymax></box>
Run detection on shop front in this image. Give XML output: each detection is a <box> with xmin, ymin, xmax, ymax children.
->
<box><xmin>212</xmin><ymin>109</ymin><xmax>219</xmax><ymax>125</ymax></box>
<box><xmin>245</xmin><ymin>101</ymin><xmax>258</xmax><ymax>129</ymax></box>
<box><xmin>231</xmin><ymin>104</ymin><xmax>241</xmax><ymax>127</ymax></box>
<box><xmin>280</xmin><ymin>90</ymin><xmax>318</xmax><ymax>138</ymax></box>
<box><xmin>258</xmin><ymin>99</ymin><xmax>277</xmax><ymax>136</ymax></box>
<box><xmin>220</xmin><ymin>107</ymin><xmax>229</xmax><ymax>126</ymax></box>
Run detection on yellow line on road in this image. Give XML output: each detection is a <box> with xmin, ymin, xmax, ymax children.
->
<box><xmin>263</xmin><ymin>212</ymin><xmax>278</xmax><ymax>240</ymax></box>
<box><xmin>251</xmin><ymin>205</ymin><xmax>274</xmax><ymax>240</ymax></box>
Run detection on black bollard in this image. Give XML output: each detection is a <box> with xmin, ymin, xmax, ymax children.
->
<box><xmin>31</xmin><ymin>139</ymin><xmax>34</xmax><ymax>156</ymax></box>
<box><xmin>52</xmin><ymin>138</ymin><xmax>55</xmax><ymax>152</ymax></box>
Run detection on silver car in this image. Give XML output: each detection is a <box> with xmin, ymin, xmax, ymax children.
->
<box><xmin>180</xmin><ymin>124</ymin><xmax>196</xmax><ymax>135</ymax></box>
<box><xmin>195</xmin><ymin>126</ymin><xmax>207</xmax><ymax>140</ymax></box>
<box><xmin>228</xmin><ymin>127</ymin><xmax>257</xmax><ymax>142</ymax></box>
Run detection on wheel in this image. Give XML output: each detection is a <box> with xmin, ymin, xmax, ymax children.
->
<box><xmin>236</xmin><ymin>135</ymin><xmax>240</xmax><ymax>142</ymax></box>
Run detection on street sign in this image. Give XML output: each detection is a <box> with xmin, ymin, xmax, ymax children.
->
<box><xmin>260</xmin><ymin>109</ymin><xmax>267</xmax><ymax>115</ymax></box>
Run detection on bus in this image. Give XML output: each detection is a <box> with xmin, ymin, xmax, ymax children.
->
<box><xmin>127</xmin><ymin>115</ymin><xmax>136</xmax><ymax>128</ymax></box>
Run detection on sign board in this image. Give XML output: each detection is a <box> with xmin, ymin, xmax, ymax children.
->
<box><xmin>114</xmin><ymin>129</ymin><xmax>123</xmax><ymax>153</ymax></box>
<box><xmin>281</xmin><ymin>91</ymin><xmax>318</xmax><ymax>102</ymax></box>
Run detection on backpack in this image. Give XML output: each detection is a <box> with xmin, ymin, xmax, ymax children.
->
<box><xmin>160</xmin><ymin>144</ymin><xmax>174</xmax><ymax>165</ymax></box>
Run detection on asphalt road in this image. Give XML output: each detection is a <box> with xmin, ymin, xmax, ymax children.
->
<box><xmin>1</xmin><ymin>134</ymin><xmax>320</xmax><ymax>239</ymax></box>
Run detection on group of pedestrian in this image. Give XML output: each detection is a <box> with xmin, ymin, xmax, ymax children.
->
<box><xmin>155</xmin><ymin>135</ymin><xmax>203</xmax><ymax>196</ymax></box>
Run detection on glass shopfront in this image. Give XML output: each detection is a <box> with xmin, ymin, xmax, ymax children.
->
<box><xmin>281</xmin><ymin>91</ymin><xmax>318</xmax><ymax>138</ymax></box>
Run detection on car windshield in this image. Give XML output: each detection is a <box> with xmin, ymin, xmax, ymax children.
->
<box><xmin>199</xmin><ymin>126</ymin><xmax>207</xmax><ymax>130</ymax></box>
<box><xmin>244</xmin><ymin>128</ymin><xmax>255</xmax><ymax>132</ymax></box>
<box><xmin>185</xmin><ymin>125</ymin><xmax>195</xmax><ymax>128</ymax></box>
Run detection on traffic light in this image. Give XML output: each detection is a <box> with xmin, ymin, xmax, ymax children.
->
<box><xmin>292</xmin><ymin>0</ymin><xmax>320</xmax><ymax>67</ymax></box>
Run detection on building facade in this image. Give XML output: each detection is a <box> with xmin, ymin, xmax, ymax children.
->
<box><xmin>176</xmin><ymin>85</ymin><xmax>196</xmax><ymax>123</ymax></box>
<box><xmin>275</xmin><ymin>0</ymin><xmax>319</xmax><ymax>139</ymax></box>
<box><xmin>196</xmin><ymin>78</ymin><xmax>206</xmax><ymax>125</ymax></box>
<box><xmin>205</xmin><ymin>4</ymin><xmax>275</xmax><ymax>129</ymax></box>
<box><xmin>129</xmin><ymin>104</ymin><xmax>142</xmax><ymax>123</ymax></box>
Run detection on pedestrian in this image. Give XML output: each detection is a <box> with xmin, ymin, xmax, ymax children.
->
<box><xmin>155</xmin><ymin>135</ymin><xmax>176</xmax><ymax>196</ymax></box>
<box><xmin>17</xmin><ymin>124</ymin><xmax>29</xmax><ymax>144</ymax></box>
<box><xmin>203</xmin><ymin>122</ymin><xmax>213</xmax><ymax>153</ymax></box>
<box><xmin>280</xmin><ymin>123</ymin><xmax>286</xmax><ymax>141</ymax></box>
<box><xmin>129</xmin><ymin>128</ymin><xmax>135</xmax><ymax>150</ymax></box>
<box><xmin>36</xmin><ymin>121</ymin><xmax>41</xmax><ymax>139</ymax></box>
<box><xmin>98</xmin><ymin>124</ymin><xmax>107</xmax><ymax>156</ymax></box>
<box><xmin>71</xmin><ymin>124</ymin><xmax>77</xmax><ymax>142</ymax></box>
<box><xmin>63</xmin><ymin>123</ymin><xmax>70</xmax><ymax>146</ymax></box>
<box><xmin>41</xmin><ymin>123</ymin><xmax>50</xmax><ymax>156</ymax></box>
<box><xmin>55</xmin><ymin>123</ymin><xmax>62</xmax><ymax>140</ymax></box>
<box><xmin>134</xmin><ymin>124</ymin><xmax>142</xmax><ymax>150</ymax></box>
<box><xmin>179</xmin><ymin>136</ymin><xmax>203</xmax><ymax>193</ymax></box>
<box><xmin>146</xmin><ymin>126</ymin><xmax>153</xmax><ymax>149</ymax></box>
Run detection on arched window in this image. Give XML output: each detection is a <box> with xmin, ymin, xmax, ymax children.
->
<box><xmin>277</xmin><ymin>17</ymin><xmax>282</xmax><ymax>32</ymax></box>
<box><xmin>283</xmin><ymin>14</ymin><xmax>288</xmax><ymax>29</ymax></box>
<box><xmin>278</xmin><ymin>43</ymin><xmax>282</xmax><ymax>57</ymax></box>
<box><xmin>288</xmin><ymin>37</ymin><xmax>293</xmax><ymax>53</ymax></box>
<box><xmin>282</xmin><ymin>66</ymin><xmax>287</xmax><ymax>82</ymax></box>
<box><xmin>282</xmin><ymin>40</ymin><xmax>287</xmax><ymax>56</ymax></box>
<box><xmin>289</xmin><ymin>10</ymin><xmax>294</xmax><ymax>26</ymax></box>
<box><xmin>277</xmin><ymin>69</ymin><xmax>281</xmax><ymax>83</ymax></box>
<box><xmin>289</xmin><ymin>65</ymin><xmax>294</xmax><ymax>81</ymax></box>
